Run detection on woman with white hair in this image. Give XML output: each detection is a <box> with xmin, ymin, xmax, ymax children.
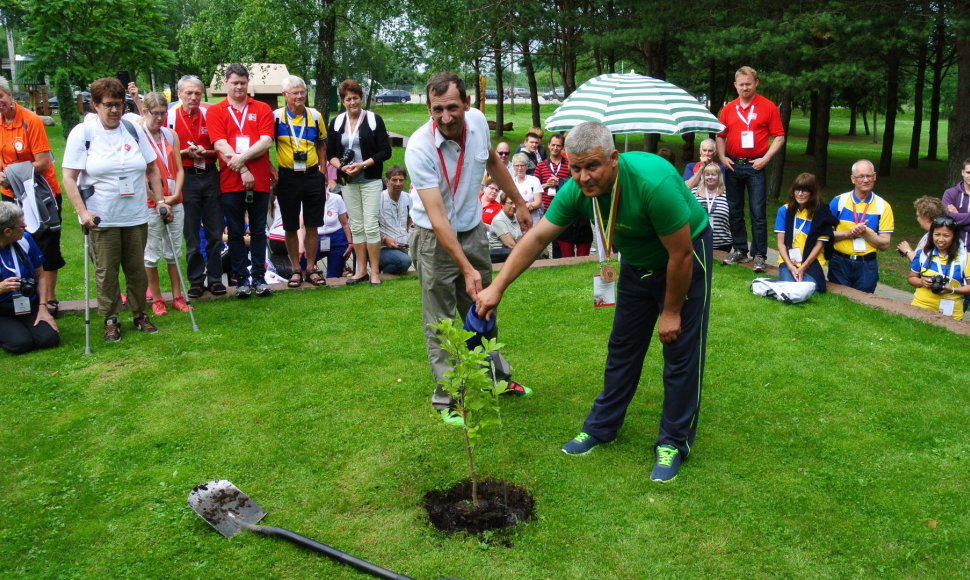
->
<box><xmin>511</xmin><ymin>152</ymin><xmax>543</xmax><ymax>225</ymax></box>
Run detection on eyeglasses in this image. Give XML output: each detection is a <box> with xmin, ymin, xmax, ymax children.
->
<box><xmin>99</xmin><ymin>101</ymin><xmax>125</xmax><ymax>110</ymax></box>
<box><xmin>932</xmin><ymin>216</ymin><xmax>956</xmax><ymax>228</ymax></box>
<box><xmin>148</xmin><ymin>110</ymin><xmax>166</xmax><ymax>117</ymax></box>
<box><xmin>287</xmin><ymin>90</ymin><xmax>306</xmax><ymax>97</ymax></box>
<box><xmin>852</xmin><ymin>174</ymin><xmax>875</xmax><ymax>181</ymax></box>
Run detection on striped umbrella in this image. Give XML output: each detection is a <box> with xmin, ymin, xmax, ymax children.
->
<box><xmin>545</xmin><ymin>73</ymin><xmax>724</xmax><ymax>135</ymax></box>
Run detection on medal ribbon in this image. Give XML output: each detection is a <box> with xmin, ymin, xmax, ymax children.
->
<box><xmin>591</xmin><ymin>176</ymin><xmax>620</xmax><ymax>263</ymax></box>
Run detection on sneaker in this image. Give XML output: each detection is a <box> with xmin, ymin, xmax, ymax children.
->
<box><xmin>752</xmin><ymin>255</ymin><xmax>767</xmax><ymax>273</ymax></box>
<box><xmin>152</xmin><ymin>300</ymin><xmax>168</xmax><ymax>316</ymax></box>
<box><xmin>172</xmin><ymin>296</ymin><xmax>192</xmax><ymax>312</ymax></box>
<box><xmin>208</xmin><ymin>281</ymin><xmax>227</xmax><ymax>296</ymax></box>
<box><xmin>562</xmin><ymin>432</ymin><xmax>606</xmax><ymax>456</ymax></box>
<box><xmin>439</xmin><ymin>406</ymin><xmax>465</xmax><ymax>427</ymax></box>
<box><xmin>253</xmin><ymin>278</ymin><xmax>273</xmax><ymax>297</ymax></box>
<box><xmin>721</xmin><ymin>250</ymin><xmax>750</xmax><ymax>265</ymax></box>
<box><xmin>146</xmin><ymin>288</ymin><xmax>154</xmax><ymax>303</ymax></box>
<box><xmin>133</xmin><ymin>313</ymin><xmax>159</xmax><ymax>334</ymax></box>
<box><xmin>501</xmin><ymin>380</ymin><xmax>533</xmax><ymax>397</ymax></box>
<box><xmin>235</xmin><ymin>280</ymin><xmax>253</xmax><ymax>299</ymax></box>
<box><xmin>104</xmin><ymin>316</ymin><xmax>121</xmax><ymax>342</ymax></box>
<box><xmin>650</xmin><ymin>445</ymin><xmax>681</xmax><ymax>483</ymax></box>
<box><xmin>188</xmin><ymin>285</ymin><xmax>205</xmax><ymax>299</ymax></box>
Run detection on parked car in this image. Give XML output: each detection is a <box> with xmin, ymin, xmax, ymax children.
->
<box><xmin>484</xmin><ymin>89</ymin><xmax>497</xmax><ymax>100</ymax></box>
<box><xmin>374</xmin><ymin>90</ymin><xmax>410</xmax><ymax>104</ymax></box>
<box><xmin>543</xmin><ymin>88</ymin><xmax>565</xmax><ymax>101</ymax></box>
<box><xmin>511</xmin><ymin>87</ymin><xmax>532</xmax><ymax>99</ymax></box>
<box><xmin>48</xmin><ymin>91</ymin><xmax>92</xmax><ymax>112</ymax></box>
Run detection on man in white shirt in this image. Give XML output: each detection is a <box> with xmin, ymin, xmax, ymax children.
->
<box><xmin>404</xmin><ymin>72</ymin><xmax>534</xmax><ymax>426</ymax></box>
<box><xmin>378</xmin><ymin>165</ymin><xmax>413</xmax><ymax>274</ymax></box>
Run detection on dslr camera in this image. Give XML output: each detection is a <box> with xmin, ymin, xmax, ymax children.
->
<box><xmin>293</xmin><ymin>151</ymin><xmax>308</xmax><ymax>163</ymax></box>
<box><xmin>929</xmin><ymin>275</ymin><xmax>949</xmax><ymax>294</ymax></box>
<box><xmin>339</xmin><ymin>149</ymin><xmax>355</xmax><ymax>167</ymax></box>
<box><xmin>18</xmin><ymin>277</ymin><xmax>37</xmax><ymax>297</ymax></box>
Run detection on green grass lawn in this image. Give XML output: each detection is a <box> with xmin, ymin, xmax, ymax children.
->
<box><xmin>3</xmin><ymin>263</ymin><xmax>969</xmax><ymax>578</ymax></box>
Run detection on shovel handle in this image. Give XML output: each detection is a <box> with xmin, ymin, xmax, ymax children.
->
<box><xmin>249</xmin><ymin>524</ymin><xmax>414</xmax><ymax>580</ymax></box>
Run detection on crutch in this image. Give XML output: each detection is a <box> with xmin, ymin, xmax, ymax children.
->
<box><xmin>82</xmin><ymin>216</ymin><xmax>100</xmax><ymax>355</ymax></box>
<box><xmin>159</xmin><ymin>207</ymin><xmax>199</xmax><ymax>332</ymax></box>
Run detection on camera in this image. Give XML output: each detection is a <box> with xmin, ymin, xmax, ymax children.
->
<box><xmin>18</xmin><ymin>277</ymin><xmax>37</xmax><ymax>297</ymax></box>
<box><xmin>293</xmin><ymin>151</ymin><xmax>308</xmax><ymax>162</ymax></box>
<box><xmin>339</xmin><ymin>150</ymin><xmax>355</xmax><ymax>166</ymax></box>
<box><xmin>929</xmin><ymin>275</ymin><xmax>948</xmax><ymax>294</ymax></box>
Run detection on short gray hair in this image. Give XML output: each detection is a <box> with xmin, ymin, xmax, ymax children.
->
<box><xmin>851</xmin><ymin>159</ymin><xmax>875</xmax><ymax>176</ymax></box>
<box><xmin>0</xmin><ymin>76</ymin><xmax>10</xmax><ymax>95</ymax></box>
<box><xmin>281</xmin><ymin>75</ymin><xmax>306</xmax><ymax>92</ymax></box>
<box><xmin>177</xmin><ymin>75</ymin><xmax>203</xmax><ymax>92</ymax></box>
<box><xmin>0</xmin><ymin>201</ymin><xmax>24</xmax><ymax>231</ymax></box>
<box><xmin>564</xmin><ymin>122</ymin><xmax>615</xmax><ymax>157</ymax></box>
<box><xmin>511</xmin><ymin>152</ymin><xmax>530</xmax><ymax>166</ymax></box>
<box><xmin>699</xmin><ymin>138</ymin><xmax>716</xmax><ymax>150</ymax></box>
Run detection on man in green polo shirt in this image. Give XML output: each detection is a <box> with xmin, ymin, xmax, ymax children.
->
<box><xmin>476</xmin><ymin>121</ymin><xmax>713</xmax><ymax>483</ymax></box>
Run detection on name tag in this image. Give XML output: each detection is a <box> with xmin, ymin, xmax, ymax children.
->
<box><xmin>235</xmin><ymin>135</ymin><xmax>250</xmax><ymax>154</ymax></box>
<box><xmin>13</xmin><ymin>294</ymin><xmax>31</xmax><ymax>315</ymax></box>
<box><xmin>547</xmin><ymin>187</ymin><xmax>557</xmax><ymax>198</ymax></box>
<box><xmin>939</xmin><ymin>299</ymin><xmax>955</xmax><ymax>317</ymax></box>
<box><xmin>741</xmin><ymin>130</ymin><xmax>755</xmax><ymax>149</ymax></box>
<box><xmin>319</xmin><ymin>235</ymin><xmax>331</xmax><ymax>252</ymax></box>
<box><xmin>852</xmin><ymin>237</ymin><xmax>867</xmax><ymax>253</ymax></box>
<box><xmin>787</xmin><ymin>247</ymin><xmax>802</xmax><ymax>264</ymax></box>
<box><xmin>118</xmin><ymin>176</ymin><xmax>135</xmax><ymax>197</ymax></box>
<box><xmin>294</xmin><ymin>159</ymin><xmax>307</xmax><ymax>172</ymax></box>
<box><xmin>194</xmin><ymin>156</ymin><xmax>205</xmax><ymax>170</ymax></box>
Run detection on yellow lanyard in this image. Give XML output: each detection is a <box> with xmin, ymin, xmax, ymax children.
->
<box><xmin>592</xmin><ymin>176</ymin><xmax>621</xmax><ymax>260</ymax></box>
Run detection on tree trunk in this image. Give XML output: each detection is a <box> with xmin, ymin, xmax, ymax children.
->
<box><xmin>908</xmin><ymin>5</ymin><xmax>929</xmax><ymax>169</ymax></box>
<box><xmin>767</xmin><ymin>89</ymin><xmax>792</xmax><ymax>202</ymax></box>
<box><xmin>948</xmin><ymin>37</ymin><xmax>970</xmax><ymax>185</ymax></box>
<box><xmin>879</xmin><ymin>51</ymin><xmax>900</xmax><ymax>176</ymax></box>
<box><xmin>494</xmin><ymin>43</ymin><xmax>505</xmax><ymax>138</ymax></box>
<box><xmin>313</xmin><ymin>5</ymin><xmax>337</xmax><ymax>120</ymax></box>
<box><xmin>813</xmin><ymin>84</ymin><xmax>832</xmax><ymax>187</ymax></box>
<box><xmin>473</xmin><ymin>58</ymin><xmax>483</xmax><ymax>111</ymax></box>
<box><xmin>862</xmin><ymin>108</ymin><xmax>870</xmax><ymax>136</ymax></box>
<box><xmin>644</xmin><ymin>134</ymin><xmax>658</xmax><ymax>154</ymax></box>
<box><xmin>519</xmin><ymin>39</ymin><xmax>541</xmax><ymax>129</ymax></box>
<box><xmin>926</xmin><ymin>3</ymin><xmax>946</xmax><ymax>161</ymax></box>
<box><xmin>848</xmin><ymin>100</ymin><xmax>858</xmax><ymax>136</ymax></box>
<box><xmin>805</xmin><ymin>90</ymin><xmax>818</xmax><ymax>156</ymax></box>
<box><xmin>682</xmin><ymin>132</ymin><xmax>696</xmax><ymax>165</ymax></box>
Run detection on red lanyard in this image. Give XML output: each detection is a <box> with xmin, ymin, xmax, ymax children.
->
<box><xmin>851</xmin><ymin>193</ymin><xmax>871</xmax><ymax>225</ymax></box>
<box><xmin>432</xmin><ymin>123</ymin><xmax>466</xmax><ymax>201</ymax></box>
<box><xmin>146</xmin><ymin>131</ymin><xmax>172</xmax><ymax>180</ymax></box>
<box><xmin>177</xmin><ymin>107</ymin><xmax>201</xmax><ymax>143</ymax></box>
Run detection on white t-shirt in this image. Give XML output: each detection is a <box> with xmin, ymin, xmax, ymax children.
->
<box><xmin>321</xmin><ymin>192</ymin><xmax>348</xmax><ymax>235</ymax></box>
<box><xmin>488</xmin><ymin>210</ymin><xmax>521</xmax><ymax>251</ymax></box>
<box><xmin>515</xmin><ymin>174</ymin><xmax>543</xmax><ymax>224</ymax></box>
<box><xmin>406</xmin><ymin>107</ymin><xmax>492</xmax><ymax>232</ymax></box>
<box><xmin>379</xmin><ymin>189</ymin><xmax>412</xmax><ymax>246</ymax></box>
<box><xmin>62</xmin><ymin>117</ymin><xmax>157</xmax><ymax>227</ymax></box>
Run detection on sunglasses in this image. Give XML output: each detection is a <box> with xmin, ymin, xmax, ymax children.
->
<box><xmin>497</xmin><ymin>151</ymin><xmax>509</xmax><ymax>156</ymax></box>
<box><xmin>932</xmin><ymin>216</ymin><xmax>956</xmax><ymax>228</ymax></box>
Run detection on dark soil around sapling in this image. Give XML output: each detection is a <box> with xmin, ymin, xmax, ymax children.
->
<box><xmin>423</xmin><ymin>478</ymin><xmax>535</xmax><ymax>535</ymax></box>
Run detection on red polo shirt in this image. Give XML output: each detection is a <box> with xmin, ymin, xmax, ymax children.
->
<box><xmin>717</xmin><ymin>93</ymin><xmax>784</xmax><ymax>159</ymax></box>
<box><xmin>168</xmin><ymin>102</ymin><xmax>215</xmax><ymax>169</ymax></box>
<box><xmin>0</xmin><ymin>104</ymin><xmax>61</xmax><ymax>200</ymax></box>
<box><xmin>206</xmin><ymin>97</ymin><xmax>274</xmax><ymax>193</ymax></box>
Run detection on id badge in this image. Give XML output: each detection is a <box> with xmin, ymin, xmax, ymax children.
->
<box><xmin>939</xmin><ymin>299</ymin><xmax>955</xmax><ymax>317</ymax></box>
<box><xmin>193</xmin><ymin>156</ymin><xmax>205</xmax><ymax>170</ymax></box>
<box><xmin>547</xmin><ymin>187</ymin><xmax>557</xmax><ymax>198</ymax></box>
<box><xmin>294</xmin><ymin>159</ymin><xmax>307</xmax><ymax>172</ymax></box>
<box><xmin>118</xmin><ymin>176</ymin><xmax>135</xmax><ymax>197</ymax></box>
<box><xmin>13</xmin><ymin>294</ymin><xmax>30</xmax><ymax>315</ymax></box>
<box><xmin>592</xmin><ymin>275</ymin><xmax>616</xmax><ymax>308</ymax></box>
<box><xmin>167</xmin><ymin>179</ymin><xmax>177</xmax><ymax>197</ymax></box>
<box><xmin>852</xmin><ymin>237</ymin><xmax>867</xmax><ymax>253</ymax></box>
<box><xmin>788</xmin><ymin>247</ymin><xmax>803</xmax><ymax>264</ymax></box>
<box><xmin>741</xmin><ymin>130</ymin><xmax>755</xmax><ymax>149</ymax></box>
<box><xmin>319</xmin><ymin>235</ymin><xmax>331</xmax><ymax>252</ymax></box>
<box><xmin>235</xmin><ymin>135</ymin><xmax>250</xmax><ymax>154</ymax></box>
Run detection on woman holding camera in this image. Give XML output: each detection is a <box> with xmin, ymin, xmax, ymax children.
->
<box><xmin>0</xmin><ymin>202</ymin><xmax>59</xmax><ymax>353</ymax></box>
<box><xmin>908</xmin><ymin>216</ymin><xmax>969</xmax><ymax>320</ymax></box>
<box><xmin>62</xmin><ymin>77</ymin><xmax>167</xmax><ymax>342</ymax></box>
<box><xmin>327</xmin><ymin>79</ymin><xmax>392</xmax><ymax>286</ymax></box>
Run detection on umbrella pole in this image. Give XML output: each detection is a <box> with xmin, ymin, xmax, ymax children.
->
<box><xmin>624</xmin><ymin>134</ymin><xmax>629</xmax><ymax>152</ymax></box>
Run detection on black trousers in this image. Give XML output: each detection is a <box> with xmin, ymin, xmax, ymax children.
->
<box><xmin>581</xmin><ymin>227</ymin><xmax>712</xmax><ymax>458</ymax></box>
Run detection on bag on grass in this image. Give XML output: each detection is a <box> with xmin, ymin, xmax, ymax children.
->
<box><xmin>751</xmin><ymin>277</ymin><xmax>816</xmax><ymax>304</ymax></box>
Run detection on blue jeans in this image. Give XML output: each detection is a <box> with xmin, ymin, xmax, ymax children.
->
<box><xmin>827</xmin><ymin>252</ymin><xmax>879</xmax><ymax>293</ymax></box>
<box><xmin>317</xmin><ymin>227</ymin><xmax>350</xmax><ymax>278</ymax></box>
<box><xmin>725</xmin><ymin>163</ymin><xmax>767</xmax><ymax>257</ymax></box>
<box><xmin>777</xmin><ymin>260</ymin><xmax>827</xmax><ymax>293</ymax></box>
<box><xmin>380</xmin><ymin>246</ymin><xmax>412</xmax><ymax>274</ymax></box>
<box><xmin>221</xmin><ymin>190</ymin><xmax>269</xmax><ymax>283</ymax></box>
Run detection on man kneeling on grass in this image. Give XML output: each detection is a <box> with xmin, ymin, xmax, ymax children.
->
<box><xmin>476</xmin><ymin>121</ymin><xmax>713</xmax><ymax>483</ymax></box>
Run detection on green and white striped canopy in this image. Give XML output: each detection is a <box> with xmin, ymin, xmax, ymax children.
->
<box><xmin>545</xmin><ymin>73</ymin><xmax>724</xmax><ymax>135</ymax></box>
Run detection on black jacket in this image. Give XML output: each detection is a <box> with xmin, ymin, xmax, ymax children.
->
<box><xmin>783</xmin><ymin>201</ymin><xmax>838</xmax><ymax>261</ymax></box>
<box><xmin>327</xmin><ymin>110</ymin><xmax>392</xmax><ymax>181</ymax></box>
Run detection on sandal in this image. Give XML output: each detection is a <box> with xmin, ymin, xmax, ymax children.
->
<box><xmin>46</xmin><ymin>300</ymin><xmax>60</xmax><ymax>317</ymax></box>
<box><xmin>305</xmin><ymin>270</ymin><xmax>326</xmax><ymax>287</ymax></box>
<box><xmin>287</xmin><ymin>272</ymin><xmax>303</xmax><ymax>288</ymax></box>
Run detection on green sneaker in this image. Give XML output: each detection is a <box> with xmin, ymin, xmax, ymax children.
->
<box><xmin>650</xmin><ymin>445</ymin><xmax>681</xmax><ymax>483</ymax></box>
<box><xmin>438</xmin><ymin>406</ymin><xmax>465</xmax><ymax>427</ymax></box>
<box><xmin>561</xmin><ymin>432</ymin><xmax>605</xmax><ymax>455</ymax></box>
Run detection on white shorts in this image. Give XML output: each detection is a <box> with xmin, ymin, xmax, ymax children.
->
<box><xmin>144</xmin><ymin>204</ymin><xmax>185</xmax><ymax>267</ymax></box>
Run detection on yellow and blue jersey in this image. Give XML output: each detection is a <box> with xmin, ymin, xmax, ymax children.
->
<box><xmin>774</xmin><ymin>206</ymin><xmax>830</xmax><ymax>266</ymax></box>
<box><xmin>829</xmin><ymin>190</ymin><xmax>894</xmax><ymax>255</ymax></box>
<box><xmin>273</xmin><ymin>106</ymin><xmax>325</xmax><ymax>169</ymax></box>
<box><xmin>910</xmin><ymin>246</ymin><xmax>968</xmax><ymax>320</ymax></box>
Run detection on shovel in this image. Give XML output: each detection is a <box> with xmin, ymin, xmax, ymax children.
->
<box><xmin>187</xmin><ymin>480</ymin><xmax>415</xmax><ymax>580</ymax></box>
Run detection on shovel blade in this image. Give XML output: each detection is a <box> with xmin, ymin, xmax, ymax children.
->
<box><xmin>188</xmin><ymin>480</ymin><xmax>267</xmax><ymax>538</ymax></box>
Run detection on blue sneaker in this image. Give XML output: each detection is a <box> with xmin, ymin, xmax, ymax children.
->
<box><xmin>561</xmin><ymin>432</ymin><xmax>605</xmax><ymax>455</ymax></box>
<box><xmin>650</xmin><ymin>445</ymin><xmax>681</xmax><ymax>483</ymax></box>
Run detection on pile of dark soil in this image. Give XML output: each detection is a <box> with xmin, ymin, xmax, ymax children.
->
<box><xmin>423</xmin><ymin>478</ymin><xmax>535</xmax><ymax>535</ymax></box>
